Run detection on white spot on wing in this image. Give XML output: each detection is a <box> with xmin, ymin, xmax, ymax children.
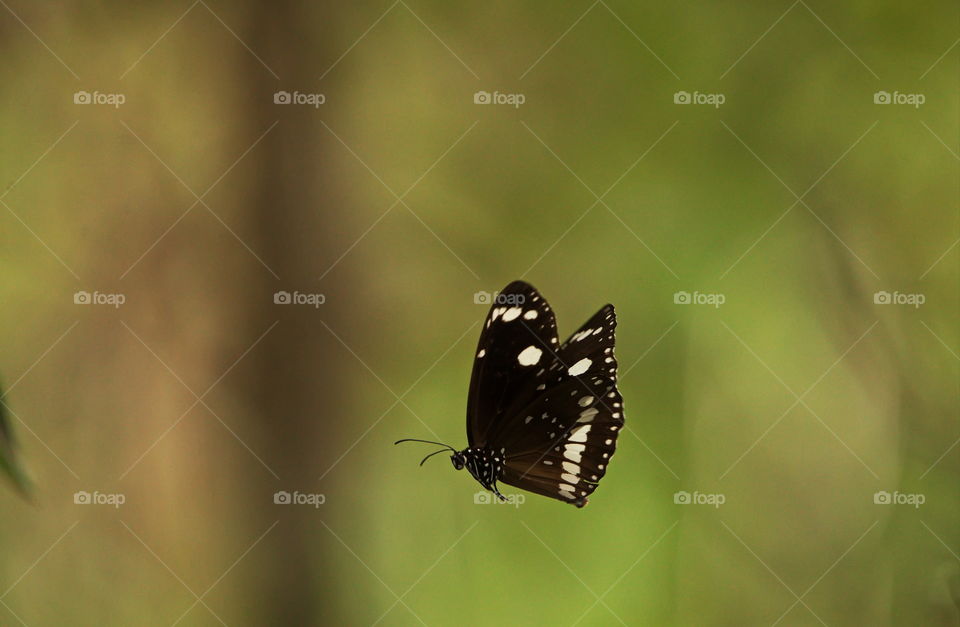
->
<box><xmin>563</xmin><ymin>444</ymin><xmax>584</xmax><ymax>463</ymax></box>
<box><xmin>523</xmin><ymin>309</ymin><xmax>538</xmax><ymax>320</ymax></box>
<box><xmin>577</xmin><ymin>408</ymin><xmax>599</xmax><ymax>423</ymax></box>
<box><xmin>568</xmin><ymin>358</ymin><xmax>592</xmax><ymax>376</ymax></box>
<box><xmin>569</xmin><ymin>425</ymin><xmax>591</xmax><ymax>442</ymax></box>
<box><xmin>578</xmin><ymin>395</ymin><xmax>594</xmax><ymax>407</ymax></box>
<box><xmin>477</xmin><ymin>349</ymin><xmax>485</xmax><ymax>358</ymax></box>
<box><xmin>502</xmin><ymin>307</ymin><xmax>522</xmax><ymax>322</ymax></box>
<box><xmin>517</xmin><ymin>345</ymin><xmax>542</xmax><ymax>366</ymax></box>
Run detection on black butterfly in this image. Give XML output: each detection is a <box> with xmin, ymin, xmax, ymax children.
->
<box><xmin>397</xmin><ymin>280</ymin><xmax>624</xmax><ymax>507</ymax></box>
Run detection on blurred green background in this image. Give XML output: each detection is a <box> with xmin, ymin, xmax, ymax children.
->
<box><xmin>0</xmin><ymin>1</ymin><xmax>957</xmax><ymax>625</ymax></box>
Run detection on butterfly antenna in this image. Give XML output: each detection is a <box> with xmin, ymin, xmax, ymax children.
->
<box><xmin>418</xmin><ymin>448</ymin><xmax>453</xmax><ymax>466</ymax></box>
<box><xmin>395</xmin><ymin>439</ymin><xmax>458</xmax><ymax>466</ymax></box>
<box><xmin>394</xmin><ymin>438</ymin><xmax>456</xmax><ymax>452</ymax></box>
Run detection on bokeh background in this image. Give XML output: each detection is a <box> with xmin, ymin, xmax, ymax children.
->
<box><xmin>0</xmin><ymin>1</ymin><xmax>957</xmax><ymax>625</ymax></box>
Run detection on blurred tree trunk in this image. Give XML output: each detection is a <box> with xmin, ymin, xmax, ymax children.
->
<box><xmin>239</xmin><ymin>2</ymin><xmax>349</xmax><ymax>624</ymax></box>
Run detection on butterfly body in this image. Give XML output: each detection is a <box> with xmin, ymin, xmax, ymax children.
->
<box><xmin>399</xmin><ymin>280</ymin><xmax>624</xmax><ymax>508</ymax></box>
<box><xmin>451</xmin><ymin>447</ymin><xmax>506</xmax><ymax>501</ymax></box>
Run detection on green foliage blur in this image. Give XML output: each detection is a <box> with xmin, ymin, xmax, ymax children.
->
<box><xmin>0</xmin><ymin>2</ymin><xmax>957</xmax><ymax>625</ymax></box>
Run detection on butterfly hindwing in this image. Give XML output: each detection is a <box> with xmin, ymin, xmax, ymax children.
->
<box><xmin>466</xmin><ymin>281</ymin><xmax>559</xmax><ymax>448</ymax></box>
<box><xmin>494</xmin><ymin>304</ymin><xmax>624</xmax><ymax>507</ymax></box>
<box><xmin>499</xmin><ymin>374</ymin><xmax>624</xmax><ymax>506</ymax></box>
<box><xmin>558</xmin><ymin>304</ymin><xmax>619</xmax><ymax>381</ymax></box>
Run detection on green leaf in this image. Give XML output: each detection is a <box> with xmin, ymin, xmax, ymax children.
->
<box><xmin>0</xmin><ymin>389</ymin><xmax>32</xmax><ymax>497</ymax></box>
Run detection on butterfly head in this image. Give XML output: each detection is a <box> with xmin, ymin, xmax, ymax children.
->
<box><xmin>450</xmin><ymin>451</ymin><xmax>466</xmax><ymax>470</ymax></box>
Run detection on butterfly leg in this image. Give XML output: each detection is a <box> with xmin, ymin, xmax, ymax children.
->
<box><xmin>490</xmin><ymin>482</ymin><xmax>507</xmax><ymax>502</ymax></box>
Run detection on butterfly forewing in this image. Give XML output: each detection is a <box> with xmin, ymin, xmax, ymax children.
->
<box><xmin>467</xmin><ymin>281</ymin><xmax>559</xmax><ymax>448</ymax></box>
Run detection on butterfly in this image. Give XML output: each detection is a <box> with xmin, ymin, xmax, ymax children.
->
<box><xmin>397</xmin><ymin>280</ymin><xmax>624</xmax><ymax>507</ymax></box>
